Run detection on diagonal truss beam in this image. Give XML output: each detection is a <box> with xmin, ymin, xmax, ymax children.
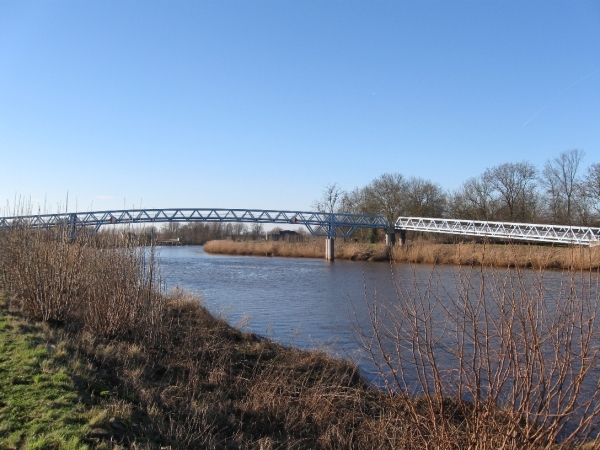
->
<box><xmin>3</xmin><ymin>209</ymin><xmax>599</xmax><ymax>245</ymax></box>
<box><xmin>0</xmin><ymin>208</ymin><xmax>388</xmax><ymax>238</ymax></box>
<box><xmin>395</xmin><ymin>217</ymin><xmax>600</xmax><ymax>246</ymax></box>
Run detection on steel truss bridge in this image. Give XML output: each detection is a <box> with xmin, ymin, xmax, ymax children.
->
<box><xmin>395</xmin><ymin>217</ymin><xmax>600</xmax><ymax>246</ymax></box>
<box><xmin>0</xmin><ymin>208</ymin><xmax>387</xmax><ymax>238</ymax></box>
<box><xmin>0</xmin><ymin>208</ymin><xmax>599</xmax><ymax>246</ymax></box>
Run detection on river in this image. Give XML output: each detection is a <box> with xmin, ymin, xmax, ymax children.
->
<box><xmin>157</xmin><ymin>245</ymin><xmax>600</xmax><ymax>438</ymax></box>
<box><xmin>159</xmin><ymin>245</ymin><xmax>403</xmax><ymax>380</ymax></box>
<box><xmin>158</xmin><ymin>246</ymin><xmax>591</xmax><ymax>375</ymax></box>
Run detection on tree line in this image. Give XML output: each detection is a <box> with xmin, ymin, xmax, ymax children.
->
<box><xmin>315</xmin><ymin>149</ymin><xmax>600</xmax><ymax>227</ymax></box>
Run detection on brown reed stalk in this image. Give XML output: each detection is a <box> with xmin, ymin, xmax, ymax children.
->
<box><xmin>0</xmin><ymin>222</ymin><xmax>163</xmax><ymax>341</ymax></box>
<box><xmin>355</xmin><ymin>243</ymin><xmax>600</xmax><ymax>448</ymax></box>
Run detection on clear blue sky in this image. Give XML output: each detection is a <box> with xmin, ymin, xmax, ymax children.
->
<box><xmin>1</xmin><ymin>0</ymin><xmax>599</xmax><ymax>214</ymax></box>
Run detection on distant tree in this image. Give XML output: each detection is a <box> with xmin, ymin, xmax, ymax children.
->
<box><xmin>540</xmin><ymin>149</ymin><xmax>585</xmax><ymax>224</ymax></box>
<box><xmin>312</xmin><ymin>183</ymin><xmax>345</xmax><ymax>214</ymax></box>
<box><xmin>339</xmin><ymin>187</ymin><xmax>367</xmax><ymax>214</ymax></box>
<box><xmin>484</xmin><ymin>161</ymin><xmax>537</xmax><ymax>222</ymax></box>
<box><xmin>295</xmin><ymin>226</ymin><xmax>308</xmax><ymax>235</ymax></box>
<box><xmin>250</xmin><ymin>223</ymin><xmax>264</xmax><ymax>240</ymax></box>
<box><xmin>404</xmin><ymin>177</ymin><xmax>446</xmax><ymax>218</ymax></box>
<box><xmin>231</xmin><ymin>223</ymin><xmax>247</xmax><ymax>240</ymax></box>
<box><xmin>582</xmin><ymin>162</ymin><xmax>600</xmax><ymax>224</ymax></box>
<box><xmin>448</xmin><ymin>176</ymin><xmax>498</xmax><ymax>220</ymax></box>
<box><xmin>361</xmin><ymin>173</ymin><xmax>407</xmax><ymax>229</ymax></box>
<box><xmin>161</xmin><ymin>222</ymin><xmax>180</xmax><ymax>239</ymax></box>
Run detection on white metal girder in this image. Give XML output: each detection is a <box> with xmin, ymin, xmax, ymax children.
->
<box><xmin>395</xmin><ymin>217</ymin><xmax>600</xmax><ymax>246</ymax></box>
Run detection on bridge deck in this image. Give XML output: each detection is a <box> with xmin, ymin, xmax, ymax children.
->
<box><xmin>1</xmin><ymin>209</ymin><xmax>599</xmax><ymax>245</ymax></box>
<box><xmin>0</xmin><ymin>208</ymin><xmax>387</xmax><ymax>238</ymax></box>
<box><xmin>395</xmin><ymin>217</ymin><xmax>600</xmax><ymax>246</ymax></box>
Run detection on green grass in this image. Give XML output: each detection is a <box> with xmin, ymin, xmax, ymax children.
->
<box><xmin>0</xmin><ymin>301</ymin><xmax>91</xmax><ymax>450</ymax></box>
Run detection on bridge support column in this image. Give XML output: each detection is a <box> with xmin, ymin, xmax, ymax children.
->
<box><xmin>325</xmin><ymin>238</ymin><xmax>335</xmax><ymax>261</ymax></box>
<box><xmin>398</xmin><ymin>229</ymin><xmax>406</xmax><ymax>246</ymax></box>
<box><xmin>386</xmin><ymin>232</ymin><xmax>396</xmax><ymax>246</ymax></box>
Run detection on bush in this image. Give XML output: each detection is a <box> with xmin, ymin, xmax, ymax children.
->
<box><xmin>0</xmin><ymin>226</ymin><xmax>163</xmax><ymax>343</ymax></box>
<box><xmin>355</xmin><ymin>255</ymin><xmax>600</xmax><ymax>448</ymax></box>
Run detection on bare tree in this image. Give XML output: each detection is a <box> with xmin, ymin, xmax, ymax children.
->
<box><xmin>448</xmin><ymin>176</ymin><xmax>498</xmax><ymax>220</ymax></box>
<box><xmin>250</xmin><ymin>223</ymin><xmax>264</xmax><ymax>240</ymax></box>
<box><xmin>355</xmin><ymin>258</ymin><xmax>600</xmax><ymax>448</ymax></box>
<box><xmin>361</xmin><ymin>173</ymin><xmax>407</xmax><ymax>229</ymax></box>
<box><xmin>484</xmin><ymin>161</ymin><xmax>537</xmax><ymax>222</ymax></box>
<box><xmin>540</xmin><ymin>149</ymin><xmax>585</xmax><ymax>224</ymax></box>
<box><xmin>582</xmin><ymin>162</ymin><xmax>600</xmax><ymax>224</ymax></box>
<box><xmin>161</xmin><ymin>221</ymin><xmax>180</xmax><ymax>239</ymax></box>
<box><xmin>338</xmin><ymin>187</ymin><xmax>367</xmax><ymax>214</ymax></box>
<box><xmin>311</xmin><ymin>182</ymin><xmax>345</xmax><ymax>214</ymax></box>
<box><xmin>404</xmin><ymin>177</ymin><xmax>447</xmax><ymax>218</ymax></box>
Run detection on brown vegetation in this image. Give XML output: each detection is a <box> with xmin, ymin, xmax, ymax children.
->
<box><xmin>2</xmin><ymin>226</ymin><xmax>600</xmax><ymax>448</ymax></box>
<box><xmin>204</xmin><ymin>238</ymin><xmax>600</xmax><ymax>270</ymax></box>
<box><xmin>203</xmin><ymin>239</ymin><xmax>390</xmax><ymax>261</ymax></box>
<box><xmin>391</xmin><ymin>240</ymin><xmax>600</xmax><ymax>270</ymax></box>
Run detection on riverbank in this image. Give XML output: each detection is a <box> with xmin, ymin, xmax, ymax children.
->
<box><xmin>204</xmin><ymin>239</ymin><xmax>600</xmax><ymax>270</ymax></box>
<box><xmin>2</xmin><ymin>228</ymin><xmax>599</xmax><ymax>448</ymax></box>
<box><xmin>0</xmin><ymin>290</ymin><xmax>391</xmax><ymax>448</ymax></box>
<box><xmin>0</xmin><ymin>295</ymin><xmax>97</xmax><ymax>449</ymax></box>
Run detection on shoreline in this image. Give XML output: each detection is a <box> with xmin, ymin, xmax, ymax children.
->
<box><xmin>203</xmin><ymin>239</ymin><xmax>600</xmax><ymax>270</ymax></box>
<box><xmin>3</xmin><ymin>228</ymin><xmax>600</xmax><ymax>447</ymax></box>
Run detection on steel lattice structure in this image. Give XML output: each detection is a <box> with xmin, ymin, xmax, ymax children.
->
<box><xmin>395</xmin><ymin>217</ymin><xmax>600</xmax><ymax>246</ymax></box>
<box><xmin>0</xmin><ymin>208</ymin><xmax>388</xmax><ymax>238</ymax></box>
<box><xmin>2</xmin><ymin>209</ymin><xmax>599</xmax><ymax>245</ymax></box>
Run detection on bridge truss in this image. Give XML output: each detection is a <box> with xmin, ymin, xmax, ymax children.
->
<box><xmin>2</xmin><ymin>209</ymin><xmax>599</xmax><ymax>246</ymax></box>
<box><xmin>395</xmin><ymin>217</ymin><xmax>600</xmax><ymax>246</ymax></box>
<box><xmin>0</xmin><ymin>208</ymin><xmax>388</xmax><ymax>238</ymax></box>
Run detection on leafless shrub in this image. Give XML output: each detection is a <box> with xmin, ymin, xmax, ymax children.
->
<box><xmin>355</xmin><ymin>244</ymin><xmax>600</xmax><ymax>448</ymax></box>
<box><xmin>0</xmin><ymin>224</ymin><xmax>163</xmax><ymax>342</ymax></box>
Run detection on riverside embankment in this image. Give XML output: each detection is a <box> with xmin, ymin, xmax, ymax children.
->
<box><xmin>203</xmin><ymin>239</ymin><xmax>600</xmax><ymax>270</ymax></box>
<box><xmin>2</xmin><ymin>227</ymin><xmax>600</xmax><ymax>448</ymax></box>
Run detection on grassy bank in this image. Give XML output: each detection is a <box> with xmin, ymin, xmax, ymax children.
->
<box><xmin>2</xmin><ymin>227</ymin><xmax>600</xmax><ymax>448</ymax></box>
<box><xmin>0</xmin><ymin>295</ymin><xmax>97</xmax><ymax>449</ymax></box>
<box><xmin>204</xmin><ymin>239</ymin><xmax>600</xmax><ymax>270</ymax></box>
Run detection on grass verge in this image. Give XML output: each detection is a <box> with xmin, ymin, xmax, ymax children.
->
<box><xmin>0</xmin><ymin>295</ymin><xmax>91</xmax><ymax>450</ymax></box>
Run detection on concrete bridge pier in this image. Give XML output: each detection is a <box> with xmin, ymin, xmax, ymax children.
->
<box><xmin>325</xmin><ymin>238</ymin><xmax>335</xmax><ymax>261</ymax></box>
<box><xmin>385</xmin><ymin>231</ymin><xmax>396</xmax><ymax>246</ymax></box>
<box><xmin>398</xmin><ymin>229</ymin><xmax>406</xmax><ymax>246</ymax></box>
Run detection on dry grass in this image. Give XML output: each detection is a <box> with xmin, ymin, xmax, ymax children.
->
<box><xmin>205</xmin><ymin>239</ymin><xmax>600</xmax><ymax>270</ymax></box>
<box><xmin>391</xmin><ymin>240</ymin><xmax>600</xmax><ymax>270</ymax></box>
<box><xmin>204</xmin><ymin>239</ymin><xmax>390</xmax><ymax>261</ymax></box>
<box><xmin>2</xmin><ymin>225</ymin><xmax>600</xmax><ymax>448</ymax></box>
<box><xmin>355</xmin><ymin>261</ymin><xmax>600</xmax><ymax>448</ymax></box>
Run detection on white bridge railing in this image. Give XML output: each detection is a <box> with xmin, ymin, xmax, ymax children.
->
<box><xmin>395</xmin><ymin>217</ymin><xmax>600</xmax><ymax>246</ymax></box>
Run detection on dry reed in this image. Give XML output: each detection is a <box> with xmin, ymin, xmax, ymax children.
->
<box><xmin>205</xmin><ymin>239</ymin><xmax>600</xmax><ymax>270</ymax></box>
<box><xmin>354</xmin><ymin>256</ymin><xmax>600</xmax><ymax>448</ymax></box>
<box><xmin>204</xmin><ymin>239</ymin><xmax>390</xmax><ymax>261</ymax></box>
<box><xmin>391</xmin><ymin>240</ymin><xmax>600</xmax><ymax>270</ymax></box>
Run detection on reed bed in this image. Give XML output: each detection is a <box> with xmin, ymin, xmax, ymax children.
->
<box><xmin>204</xmin><ymin>239</ymin><xmax>390</xmax><ymax>261</ymax></box>
<box><xmin>2</xmin><ymin>225</ymin><xmax>600</xmax><ymax>448</ymax></box>
<box><xmin>205</xmin><ymin>239</ymin><xmax>600</xmax><ymax>270</ymax></box>
<box><xmin>392</xmin><ymin>240</ymin><xmax>600</xmax><ymax>270</ymax></box>
<box><xmin>204</xmin><ymin>239</ymin><xmax>325</xmax><ymax>258</ymax></box>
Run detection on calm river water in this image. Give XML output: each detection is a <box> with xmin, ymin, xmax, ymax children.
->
<box><xmin>158</xmin><ymin>246</ymin><xmax>449</xmax><ymax>380</ymax></box>
<box><xmin>158</xmin><ymin>246</ymin><xmax>600</xmax><ymax>437</ymax></box>
<box><xmin>157</xmin><ymin>246</ymin><xmax>592</xmax><ymax>380</ymax></box>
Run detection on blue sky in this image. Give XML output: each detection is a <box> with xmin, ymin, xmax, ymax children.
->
<box><xmin>1</xmin><ymin>0</ymin><xmax>599</xmax><ymax>214</ymax></box>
